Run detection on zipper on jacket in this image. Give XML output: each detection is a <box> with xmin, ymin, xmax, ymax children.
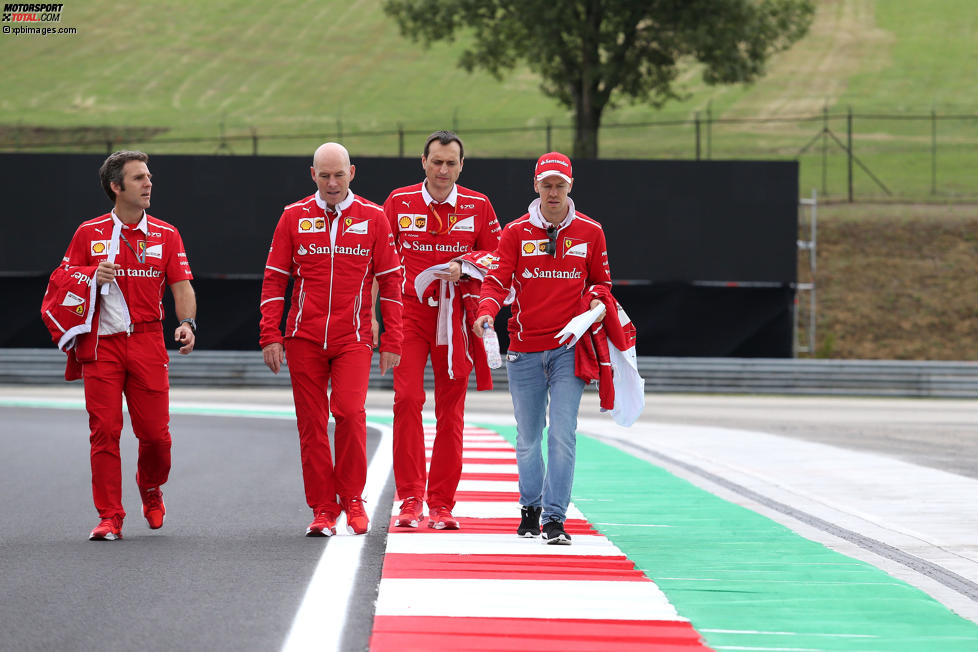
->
<box><xmin>323</xmin><ymin>214</ymin><xmax>339</xmax><ymax>350</ymax></box>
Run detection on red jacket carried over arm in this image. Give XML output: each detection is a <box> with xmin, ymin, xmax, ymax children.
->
<box><xmin>573</xmin><ymin>285</ymin><xmax>642</xmax><ymax>419</ymax></box>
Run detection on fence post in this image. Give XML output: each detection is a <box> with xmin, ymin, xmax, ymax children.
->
<box><xmin>931</xmin><ymin>107</ymin><xmax>937</xmax><ymax>196</ymax></box>
<box><xmin>706</xmin><ymin>101</ymin><xmax>712</xmax><ymax>159</ymax></box>
<box><xmin>694</xmin><ymin>111</ymin><xmax>701</xmax><ymax>161</ymax></box>
<box><xmin>251</xmin><ymin>127</ymin><xmax>258</xmax><ymax>156</ymax></box>
<box><xmin>821</xmin><ymin>103</ymin><xmax>828</xmax><ymax>196</ymax></box>
<box><xmin>846</xmin><ymin>106</ymin><xmax>853</xmax><ymax>203</ymax></box>
<box><xmin>106</xmin><ymin>140</ymin><xmax>113</xmax><ymax>155</ymax></box>
<box><xmin>546</xmin><ymin>119</ymin><xmax>552</xmax><ymax>152</ymax></box>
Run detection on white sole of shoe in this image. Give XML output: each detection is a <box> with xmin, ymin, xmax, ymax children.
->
<box><xmin>89</xmin><ymin>532</ymin><xmax>121</xmax><ymax>541</ymax></box>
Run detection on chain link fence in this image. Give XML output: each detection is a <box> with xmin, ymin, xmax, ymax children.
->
<box><xmin>2</xmin><ymin>109</ymin><xmax>976</xmax><ymax>201</ymax></box>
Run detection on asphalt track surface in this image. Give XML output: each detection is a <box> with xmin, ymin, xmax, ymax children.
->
<box><xmin>2</xmin><ymin>386</ymin><xmax>977</xmax><ymax>651</ymax></box>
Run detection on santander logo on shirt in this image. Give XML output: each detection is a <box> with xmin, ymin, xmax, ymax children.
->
<box><xmin>521</xmin><ymin>267</ymin><xmax>583</xmax><ymax>280</ymax></box>
<box><xmin>296</xmin><ymin>243</ymin><xmax>371</xmax><ymax>257</ymax></box>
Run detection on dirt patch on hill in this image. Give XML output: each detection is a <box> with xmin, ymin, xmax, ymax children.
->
<box><xmin>806</xmin><ymin>203</ymin><xmax>978</xmax><ymax>360</ymax></box>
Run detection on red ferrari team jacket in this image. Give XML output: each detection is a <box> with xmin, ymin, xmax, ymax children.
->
<box><xmin>477</xmin><ymin>198</ymin><xmax>612</xmax><ymax>352</ymax></box>
<box><xmin>383</xmin><ymin>181</ymin><xmax>500</xmax><ymax>297</ymax></box>
<box><xmin>40</xmin><ymin>211</ymin><xmax>194</xmax><ymax>379</ymax></box>
<box><xmin>259</xmin><ymin>191</ymin><xmax>404</xmax><ymax>354</ymax></box>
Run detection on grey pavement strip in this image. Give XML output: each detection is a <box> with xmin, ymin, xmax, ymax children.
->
<box><xmin>598</xmin><ymin>434</ymin><xmax>978</xmax><ymax>604</ymax></box>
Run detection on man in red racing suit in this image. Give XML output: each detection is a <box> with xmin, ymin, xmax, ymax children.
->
<box><xmin>260</xmin><ymin>142</ymin><xmax>403</xmax><ymax>537</ymax></box>
<box><xmin>40</xmin><ymin>150</ymin><xmax>197</xmax><ymax>542</ymax></box>
<box><xmin>382</xmin><ymin>131</ymin><xmax>500</xmax><ymax>530</ymax></box>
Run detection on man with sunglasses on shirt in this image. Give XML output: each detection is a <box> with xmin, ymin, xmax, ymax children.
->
<box><xmin>382</xmin><ymin>131</ymin><xmax>501</xmax><ymax>531</ymax></box>
<box><xmin>473</xmin><ymin>152</ymin><xmax>610</xmax><ymax>545</ymax></box>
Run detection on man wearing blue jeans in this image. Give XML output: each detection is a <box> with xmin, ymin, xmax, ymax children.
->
<box><xmin>474</xmin><ymin>152</ymin><xmax>612</xmax><ymax>544</ymax></box>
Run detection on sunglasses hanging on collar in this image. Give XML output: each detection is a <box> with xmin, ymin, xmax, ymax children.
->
<box><xmin>543</xmin><ymin>225</ymin><xmax>558</xmax><ymax>256</ymax></box>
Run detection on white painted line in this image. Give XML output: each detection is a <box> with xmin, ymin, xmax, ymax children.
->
<box><xmin>385</xmin><ymin>532</ymin><xmax>622</xmax><ymax>556</ymax></box>
<box><xmin>449</xmin><ymin>501</ymin><xmax>587</xmax><ymax>519</ymax></box>
<box><xmin>453</xmin><ymin>441</ymin><xmax>517</xmax><ymax>449</ymax></box>
<box><xmin>425</xmin><ymin>435</ymin><xmax>505</xmax><ymax>442</ymax></box>
<box><xmin>461</xmin><ymin>463</ymin><xmax>519</xmax><ymax>474</ymax></box>
<box><xmin>699</xmin><ymin>628</ymin><xmax>877</xmax><ymax>638</ymax></box>
<box><xmin>280</xmin><ymin>423</ymin><xmax>394</xmax><ymax>652</ymax></box>
<box><xmin>456</xmin><ymin>479</ymin><xmax>520</xmax><ymax>492</ymax></box>
<box><xmin>375</xmin><ymin>578</ymin><xmax>683</xmax><ymax>620</ymax></box>
<box><xmin>454</xmin><ymin>451</ymin><xmax>516</xmax><ymax>460</ymax></box>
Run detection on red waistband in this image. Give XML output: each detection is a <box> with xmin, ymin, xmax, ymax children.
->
<box><xmin>130</xmin><ymin>321</ymin><xmax>163</xmax><ymax>334</ymax></box>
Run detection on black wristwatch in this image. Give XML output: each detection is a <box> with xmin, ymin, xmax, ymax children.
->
<box><xmin>179</xmin><ymin>318</ymin><xmax>197</xmax><ymax>334</ymax></box>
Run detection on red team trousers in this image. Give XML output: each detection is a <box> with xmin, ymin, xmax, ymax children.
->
<box><xmin>392</xmin><ymin>302</ymin><xmax>471</xmax><ymax>509</ymax></box>
<box><xmin>285</xmin><ymin>337</ymin><xmax>371</xmax><ymax>515</ymax></box>
<box><xmin>82</xmin><ymin>327</ymin><xmax>171</xmax><ymax>520</ymax></box>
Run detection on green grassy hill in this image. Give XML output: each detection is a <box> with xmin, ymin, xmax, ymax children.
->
<box><xmin>1</xmin><ymin>0</ymin><xmax>975</xmax><ymax>199</ymax></box>
<box><xmin>2</xmin><ymin>0</ymin><xmax>976</xmax><ymax>359</ymax></box>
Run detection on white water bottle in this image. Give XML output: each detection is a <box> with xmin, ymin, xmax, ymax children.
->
<box><xmin>482</xmin><ymin>326</ymin><xmax>502</xmax><ymax>369</ymax></box>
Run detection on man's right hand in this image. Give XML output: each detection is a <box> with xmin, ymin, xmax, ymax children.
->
<box><xmin>472</xmin><ymin>315</ymin><xmax>493</xmax><ymax>338</ymax></box>
<box><xmin>263</xmin><ymin>342</ymin><xmax>285</xmax><ymax>374</ymax></box>
<box><xmin>95</xmin><ymin>261</ymin><xmax>121</xmax><ymax>287</ymax></box>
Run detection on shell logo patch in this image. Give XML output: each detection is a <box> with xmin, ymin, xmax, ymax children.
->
<box><xmin>520</xmin><ymin>239</ymin><xmax>550</xmax><ymax>256</ymax></box>
<box><xmin>397</xmin><ymin>214</ymin><xmax>426</xmax><ymax>232</ymax></box>
<box><xmin>298</xmin><ymin>217</ymin><xmax>327</xmax><ymax>233</ymax></box>
<box><xmin>90</xmin><ymin>240</ymin><xmax>109</xmax><ymax>255</ymax></box>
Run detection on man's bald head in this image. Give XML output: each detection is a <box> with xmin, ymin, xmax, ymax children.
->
<box><xmin>310</xmin><ymin>142</ymin><xmax>356</xmax><ymax>209</ymax></box>
<box><xmin>313</xmin><ymin>142</ymin><xmax>351</xmax><ymax>170</ymax></box>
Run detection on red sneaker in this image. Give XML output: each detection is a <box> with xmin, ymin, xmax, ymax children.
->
<box><xmin>306</xmin><ymin>510</ymin><xmax>337</xmax><ymax>537</ymax></box>
<box><xmin>395</xmin><ymin>496</ymin><xmax>424</xmax><ymax>528</ymax></box>
<box><xmin>342</xmin><ymin>496</ymin><xmax>369</xmax><ymax>535</ymax></box>
<box><xmin>138</xmin><ymin>485</ymin><xmax>166</xmax><ymax>530</ymax></box>
<box><xmin>427</xmin><ymin>506</ymin><xmax>460</xmax><ymax>530</ymax></box>
<box><xmin>89</xmin><ymin>515</ymin><xmax>123</xmax><ymax>541</ymax></box>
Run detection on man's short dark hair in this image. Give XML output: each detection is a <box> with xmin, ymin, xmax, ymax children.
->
<box><xmin>423</xmin><ymin>130</ymin><xmax>464</xmax><ymax>160</ymax></box>
<box><xmin>99</xmin><ymin>150</ymin><xmax>149</xmax><ymax>202</ymax></box>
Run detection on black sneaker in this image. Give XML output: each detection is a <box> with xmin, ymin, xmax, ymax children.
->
<box><xmin>517</xmin><ymin>505</ymin><xmax>542</xmax><ymax>537</ymax></box>
<box><xmin>541</xmin><ymin>519</ymin><xmax>572</xmax><ymax>545</ymax></box>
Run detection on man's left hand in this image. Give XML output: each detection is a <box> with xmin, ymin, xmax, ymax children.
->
<box><xmin>174</xmin><ymin>324</ymin><xmax>195</xmax><ymax>355</ymax></box>
<box><xmin>379</xmin><ymin>351</ymin><xmax>400</xmax><ymax>376</ymax></box>
<box><xmin>590</xmin><ymin>299</ymin><xmax>606</xmax><ymax>323</ymax></box>
<box><xmin>432</xmin><ymin>261</ymin><xmax>462</xmax><ymax>283</ymax></box>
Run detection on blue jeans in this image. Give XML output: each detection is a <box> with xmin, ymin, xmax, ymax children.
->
<box><xmin>506</xmin><ymin>345</ymin><xmax>585</xmax><ymax>523</ymax></box>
